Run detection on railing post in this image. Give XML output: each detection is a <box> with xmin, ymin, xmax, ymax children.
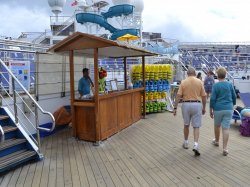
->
<box><xmin>12</xmin><ymin>77</ymin><xmax>18</xmax><ymax>124</ymax></box>
<box><xmin>0</xmin><ymin>125</ymin><xmax>4</xmax><ymax>143</ymax></box>
<box><xmin>35</xmin><ymin>105</ymin><xmax>42</xmax><ymax>156</ymax></box>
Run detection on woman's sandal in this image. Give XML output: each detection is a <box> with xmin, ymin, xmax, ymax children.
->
<box><xmin>223</xmin><ymin>149</ymin><xmax>229</xmax><ymax>156</ymax></box>
<box><xmin>212</xmin><ymin>139</ymin><xmax>219</xmax><ymax>147</ymax></box>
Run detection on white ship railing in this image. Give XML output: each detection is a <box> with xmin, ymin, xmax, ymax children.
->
<box><xmin>180</xmin><ymin>41</ymin><xmax>250</xmax><ymax>46</ymax></box>
<box><xmin>0</xmin><ymin>59</ymin><xmax>55</xmax><ymax>155</ymax></box>
<box><xmin>212</xmin><ymin>55</ymin><xmax>235</xmax><ymax>84</ymax></box>
<box><xmin>179</xmin><ymin>49</ymin><xmax>235</xmax><ymax>85</ymax></box>
<box><xmin>0</xmin><ymin>37</ymin><xmax>50</xmax><ymax>52</ymax></box>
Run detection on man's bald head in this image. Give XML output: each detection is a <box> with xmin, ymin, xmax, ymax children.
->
<box><xmin>187</xmin><ymin>67</ymin><xmax>196</xmax><ymax>76</ymax></box>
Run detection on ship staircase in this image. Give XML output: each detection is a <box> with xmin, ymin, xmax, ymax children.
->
<box><xmin>0</xmin><ymin>59</ymin><xmax>55</xmax><ymax>173</ymax></box>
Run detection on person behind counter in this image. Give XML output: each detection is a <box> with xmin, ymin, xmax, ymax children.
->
<box><xmin>78</xmin><ymin>68</ymin><xmax>94</xmax><ymax>99</ymax></box>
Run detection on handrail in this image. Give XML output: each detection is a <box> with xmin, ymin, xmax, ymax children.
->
<box><xmin>178</xmin><ymin>58</ymin><xmax>188</xmax><ymax>71</ymax></box>
<box><xmin>212</xmin><ymin>55</ymin><xmax>235</xmax><ymax>81</ymax></box>
<box><xmin>54</xmin><ymin>15</ymin><xmax>75</xmax><ymax>36</ymax></box>
<box><xmin>0</xmin><ymin>59</ymin><xmax>55</xmax><ymax>132</ymax></box>
<box><xmin>0</xmin><ymin>125</ymin><xmax>4</xmax><ymax>143</ymax></box>
<box><xmin>200</xmin><ymin>55</ymin><xmax>216</xmax><ymax>69</ymax></box>
<box><xmin>32</xmin><ymin>32</ymin><xmax>47</xmax><ymax>44</ymax></box>
<box><xmin>178</xmin><ymin>49</ymin><xmax>189</xmax><ymax>71</ymax></box>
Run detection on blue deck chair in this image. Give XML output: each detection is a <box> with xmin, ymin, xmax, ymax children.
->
<box><xmin>239</xmin><ymin>93</ymin><xmax>250</xmax><ymax>108</ymax></box>
<box><xmin>232</xmin><ymin>109</ymin><xmax>242</xmax><ymax>123</ymax></box>
<box><xmin>232</xmin><ymin>93</ymin><xmax>250</xmax><ymax>123</ymax></box>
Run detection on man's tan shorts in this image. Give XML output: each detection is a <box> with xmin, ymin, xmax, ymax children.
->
<box><xmin>181</xmin><ymin>103</ymin><xmax>202</xmax><ymax>128</ymax></box>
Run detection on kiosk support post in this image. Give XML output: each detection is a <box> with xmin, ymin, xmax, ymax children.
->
<box><xmin>94</xmin><ymin>48</ymin><xmax>101</xmax><ymax>145</ymax></box>
<box><xmin>142</xmin><ymin>56</ymin><xmax>146</xmax><ymax>118</ymax></box>
<box><xmin>69</xmin><ymin>50</ymin><xmax>76</xmax><ymax>136</ymax></box>
<box><xmin>124</xmin><ymin>57</ymin><xmax>127</xmax><ymax>89</ymax></box>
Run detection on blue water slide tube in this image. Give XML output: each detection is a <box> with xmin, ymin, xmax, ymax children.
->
<box><xmin>76</xmin><ymin>13</ymin><xmax>117</xmax><ymax>33</ymax></box>
<box><xmin>102</xmin><ymin>4</ymin><xmax>134</xmax><ymax>19</ymax></box>
<box><xmin>111</xmin><ymin>29</ymin><xmax>139</xmax><ymax>40</ymax></box>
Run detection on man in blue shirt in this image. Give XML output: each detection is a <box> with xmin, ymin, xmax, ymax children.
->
<box><xmin>78</xmin><ymin>68</ymin><xmax>94</xmax><ymax>99</ymax></box>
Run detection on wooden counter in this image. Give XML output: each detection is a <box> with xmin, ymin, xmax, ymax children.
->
<box><xmin>74</xmin><ymin>88</ymin><xmax>144</xmax><ymax>141</ymax></box>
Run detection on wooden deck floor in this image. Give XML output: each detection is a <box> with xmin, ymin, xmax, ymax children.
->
<box><xmin>1</xmin><ymin>103</ymin><xmax>250</xmax><ymax>187</ymax></box>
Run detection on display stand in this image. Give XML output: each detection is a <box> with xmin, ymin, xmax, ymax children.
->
<box><xmin>131</xmin><ymin>64</ymin><xmax>173</xmax><ymax>114</ymax></box>
<box><xmin>48</xmin><ymin>32</ymin><xmax>157</xmax><ymax>143</ymax></box>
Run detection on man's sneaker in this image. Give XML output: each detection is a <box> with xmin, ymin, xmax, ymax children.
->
<box><xmin>182</xmin><ymin>142</ymin><xmax>189</xmax><ymax>149</ymax></box>
<box><xmin>192</xmin><ymin>144</ymin><xmax>200</xmax><ymax>156</ymax></box>
<box><xmin>223</xmin><ymin>149</ymin><xmax>229</xmax><ymax>156</ymax></box>
<box><xmin>212</xmin><ymin>139</ymin><xmax>219</xmax><ymax>147</ymax></box>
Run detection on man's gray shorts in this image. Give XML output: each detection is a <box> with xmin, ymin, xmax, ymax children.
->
<box><xmin>181</xmin><ymin>103</ymin><xmax>202</xmax><ymax>128</ymax></box>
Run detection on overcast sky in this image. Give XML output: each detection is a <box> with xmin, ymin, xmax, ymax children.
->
<box><xmin>1</xmin><ymin>0</ymin><xmax>250</xmax><ymax>42</ymax></box>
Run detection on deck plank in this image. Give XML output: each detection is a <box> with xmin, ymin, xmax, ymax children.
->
<box><xmin>0</xmin><ymin>177</ymin><xmax>3</xmax><ymax>185</ymax></box>
<box><xmin>135</xmin><ymin>120</ymin><xmax>220</xmax><ymax>185</ymax></box>
<box><xmin>116</xmin><ymin>132</ymin><xmax>178</xmax><ymax>186</ymax></box>
<box><xmin>62</xmin><ymin>130</ymin><xmax>73</xmax><ymax>187</ymax></box>
<box><xmin>89</xmin><ymin>144</ymin><xmax>116</xmax><ymax>187</ymax></box>
<box><xmin>39</xmin><ymin>136</ymin><xmax>53</xmax><ymax>187</ymax></box>
<box><xmin>48</xmin><ymin>134</ymin><xmax>58</xmax><ymax>187</ymax></box>
<box><xmin>111</xmin><ymin>138</ymin><xmax>162</xmax><ymax>187</ymax></box>
<box><xmin>96</xmin><ymin>144</ymin><xmax>124</xmax><ymax>187</ymax></box>
<box><xmin>24</xmin><ymin>162</ymin><xmax>37</xmax><ymax>187</ymax></box>
<box><xmin>104</xmin><ymin>141</ymin><xmax>142</xmax><ymax>187</ymax></box>
<box><xmin>6</xmin><ymin>167</ymin><xmax>22</xmax><ymax>187</ymax></box>
<box><xmin>0</xmin><ymin>170</ymin><xmax>14</xmax><ymax>187</ymax></box>
<box><xmin>78</xmin><ymin>141</ymin><xmax>98</xmax><ymax>187</ymax></box>
<box><xmin>119</xmin><ymin>127</ymin><xmax>195</xmax><ymax>186</ymax></box>
<box><xmin>56</xmin><ymin>131</ymin><xmax>64</xmax><ymax>187</ymax></box>
<box><xmin>72</xmin><ymin>139</ymin><xmax>89</xmax><ymax>187</ymax></box>
<box><xmin>110</xmin><ymin>138</ymin><xmax>158</xmax><ymax>187</ymax></box>
<box><xmin>85</xmin><ymin>142</ymin><xmax>106</xmax><ymax>187</ymax></box>
<box><xmin>68</xmin><ymin>137</ymin><xmax>81</xmax><ymax>187</ymax></box>
<box><xmin>101</xmin><ymin>142</ymin><xmax>133</xmax><ymax>187</ymax></box>
<box><xmin>31</xmin><ymin>138</ymin><xmax>49</xmax><ymax>187</ymax></box>
<box><xmin>15</xmin><ymin>164</ymin><xmax>30</xmax><ymax>187</ymax></box>
<box><xmin>140</xmin><ymin>117</ymin><xmax>232</xmax><ymax>186</ymax></box>
<box><xmin>2</xmin><ymin>100</ymin><xmax>250</xmax><ymax>186</ymax></box>
<box><xmin>146</xmin><ymin>116</ymin><xmax>247</xmax><ymax>185</ymax></box>
<box><xmin>30</xmin><ymin>138</ymin><xmax>48</xmax><ymax>187</ymax></box>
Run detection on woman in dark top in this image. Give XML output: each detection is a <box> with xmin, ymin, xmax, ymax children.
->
<box><xmin>196</xmin><ymin>72</ymin><xmax>202</xmax><ymax>80</ymax></box>
<box><xmin>204</xmin><ymin>70</ymin><xmax>215</xmax><ymax>100</ymax></box>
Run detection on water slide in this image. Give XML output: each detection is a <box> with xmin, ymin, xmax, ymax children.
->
<box><xmin>101</xmin><ymin>4</ymin><xmax>134</xmax><ymax>18</ymax></box>
<box><xmin>76</xmin><ymin>4</ymin><xmax>139</xmax><ymax>40</ymax></box>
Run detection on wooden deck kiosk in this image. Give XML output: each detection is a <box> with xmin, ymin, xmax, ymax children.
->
<box><xmin>48</xmin><ymin>32</ymin><xmax>157</xmax><ymax>143</ymax></box>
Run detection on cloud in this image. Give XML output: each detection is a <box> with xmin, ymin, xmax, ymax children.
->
<box><xmin>1</xmin><ymin>0</ymin><xmax>250</xmax><ymax>42</ymax></box>
<box><xmin>143</xmin><ymin>0</ymin><xmax>250</xmax><ymax>42</ymax></box>
<box><xmin>0</xmin><ymin>0</ymin><xmax>75</xmax><ymax>38</ymax></box>
<box><xmin>0</xmin><ymin>4</ymin><xmax>50</xmax><ymax>37</ymax></box>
